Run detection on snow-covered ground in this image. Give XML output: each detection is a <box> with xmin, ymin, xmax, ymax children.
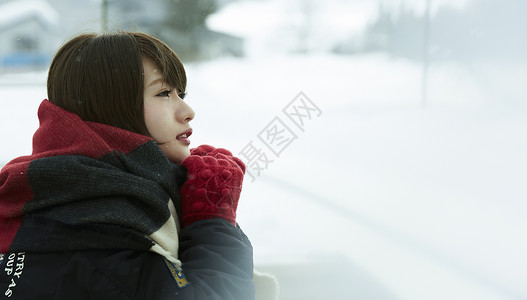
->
<box><xmin>1</xmin><ymin>53</ymin><xmax>526</xmax><ymax>299</ymax></box>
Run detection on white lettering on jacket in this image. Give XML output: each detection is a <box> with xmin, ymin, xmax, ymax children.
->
<box><xmin>2</xmin><ymin>253</ymin><xmax>25</xmax><ymax>298</ymax></box>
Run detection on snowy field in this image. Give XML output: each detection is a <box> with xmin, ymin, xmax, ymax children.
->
<box><xmin>1</xmin><ymin>53</ymin><xmax>526</xmax><ymax>299</ymax></box>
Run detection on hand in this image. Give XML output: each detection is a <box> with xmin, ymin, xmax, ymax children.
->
<box><xmin>179</xmin><ymin>145</ymin><xmax>245</xmax><ymax>226</ymax></box>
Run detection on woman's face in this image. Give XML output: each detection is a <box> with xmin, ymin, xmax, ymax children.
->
<box><xmin>143</xmin><ymin>57</ymin><xmax>195</xmax><ymax>163</ymax></box>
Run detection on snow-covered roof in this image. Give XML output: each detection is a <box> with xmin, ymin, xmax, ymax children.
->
<box><xmin>0</xmin><ymin>0</ymin><xmax>59</xmax><ymax>30</ymax></box>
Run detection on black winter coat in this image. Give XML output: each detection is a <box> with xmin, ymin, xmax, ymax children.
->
<box><xmin>1</xmin><ymin>219</ymin><xmax>254</xmax><ymax>299</ymax></box>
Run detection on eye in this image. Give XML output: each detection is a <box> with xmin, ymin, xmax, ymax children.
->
<box><xmin>156</xmin><ymin>89</ymin><xmax>173</xmax><ymax>97</ymax></box>
<box><xmin>178</xmin><ymin>92</ymin><xmax>187</xmax><ymax>99</ymax></box>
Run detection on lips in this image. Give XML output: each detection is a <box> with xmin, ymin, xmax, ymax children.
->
<box><xmin>176</xmin><ymin>128</ymin><xmax>192</xmax><ymax>145</ymax></box>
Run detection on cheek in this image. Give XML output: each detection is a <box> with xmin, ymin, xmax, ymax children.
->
<box><xmin>144</xmin><ymin>106</ymin><xmax>165</xmax><ymax>135</ymax></box>
<box><xmin>144</xmin><ymin>103</ymin><xmax>159</xmax><ymax>122</ymax></box>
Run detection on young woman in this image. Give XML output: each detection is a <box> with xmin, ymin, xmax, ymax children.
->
<box><xmin>0</xmin><ymin>32</ymin><xmax>255</xmax><ymax>299</ymax></box>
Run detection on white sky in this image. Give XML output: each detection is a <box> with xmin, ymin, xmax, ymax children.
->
<box><xmin>209</xmin><ymin>0</ymin><xmax>473</xmax><ymax>37</ymax></box>
<box><xmin>207</xmin><ymin>0</ymin><xmax>474</xmax><ymax>55</ymax></box>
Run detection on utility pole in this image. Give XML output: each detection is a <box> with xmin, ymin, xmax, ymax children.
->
<box><xmin>421</xmin><ymin>0</ymin><xmax>431</xmax><ymax>108</ymax></box>
<box><xmin>101</xmin><ymin>0</ymin><xmax>109</xmax><ymax>32</ymax></box>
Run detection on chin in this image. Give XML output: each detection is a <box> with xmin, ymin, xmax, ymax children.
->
<box><xmin>167</xmin><ymin>148</ymin><xmax>190</xmax><ymax>164</ymax></box>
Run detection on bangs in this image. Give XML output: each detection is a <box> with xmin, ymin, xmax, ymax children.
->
<box><xmin>134</xmin><ymin>33</ymin><xmax>187</xmax><ymax>94</ymax></box>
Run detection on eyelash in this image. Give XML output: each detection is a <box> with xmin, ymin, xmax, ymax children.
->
<box><xmin>156</xmin><ymin>89</ymin><xmax>172</xmax><ymax>97</ymax></box>
<box><xmin>156</xmin><ymin>90</ymin><xmax>187</xmax><ymax>99</ymax></box>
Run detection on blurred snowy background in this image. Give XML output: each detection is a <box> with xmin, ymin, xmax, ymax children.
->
<box><xmin>1</xmin><ymin>0</ymin><xmax>526</xmax><ymax>299</ymax></box>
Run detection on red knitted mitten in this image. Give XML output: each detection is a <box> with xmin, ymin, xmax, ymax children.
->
<box><xmin>189</xmin><ymin>144</ymin><xmax>234</xmax><ymax>157</ymax></box>
<box><xmin>180</xmin><ymin>145</ymin><xmax>245</xmax><ymax>226</ymax></box>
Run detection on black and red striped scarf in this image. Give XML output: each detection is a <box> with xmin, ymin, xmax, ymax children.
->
<box><xmin>0</xmin><ymin>100</ymin><xmax>186</xmax><ymax>265</ymax></box>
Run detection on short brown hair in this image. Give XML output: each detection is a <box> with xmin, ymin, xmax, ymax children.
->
<box><xmin>47</xmin><ymin>32</ymin><xmax>186</xmax><ymax>135</ymax></box>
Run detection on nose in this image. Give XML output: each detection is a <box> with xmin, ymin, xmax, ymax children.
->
<box><xmin>177</xmin><ymin>99</ymin><xmax>195</xmax><ymax>123</ymax></box>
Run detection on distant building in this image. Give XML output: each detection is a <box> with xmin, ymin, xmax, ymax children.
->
<box><xmin>198</xmin><ymin>28</ymin><xmax>244</xmax><ymax>59</ymax></box>
<box><xmin>107</xmin><ymin>0</ymin><xmax>244</xmax><ymax>61</ymax></box>
<box><xmin>0</xmin><ymin>0</ymin><xmax>243</xmax><ymax>71</ymax></box>
<box><xmin>0</xmin><ymin>0</ymin><xmax>60</xmax><ymax>71</ymax></box>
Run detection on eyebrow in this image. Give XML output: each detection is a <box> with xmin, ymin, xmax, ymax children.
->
<box><xmin>147</xmin><ymin>78</ymin><xmax>164</xmax><ymax>88</ymax></box>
